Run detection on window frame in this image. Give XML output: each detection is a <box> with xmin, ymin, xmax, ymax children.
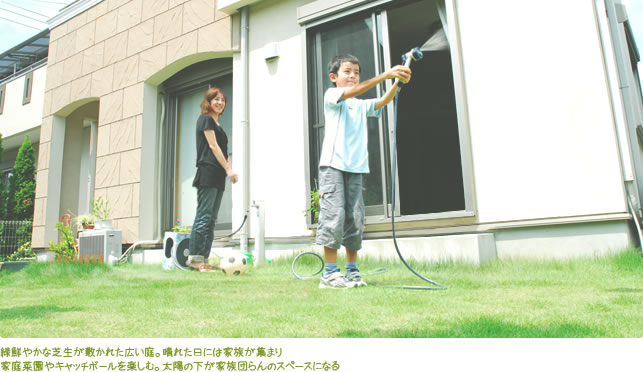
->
<box><xmin>161</xmin><ymin>59</ymin><xmax>233</xmax><ymax>233</ymax></box>
<box><xmin>300</xmin><ymin>0</ymin><xmax>477</xmax><ymax>225</ymax></box>
<box><xmin>0</xmin><ymin>85</ymin><xmax>5</xmax><ymax>114</ymax></box>
<box><xmin>22</xmin><ymin>71</ymin><xmax>33</xmax><ymax>105</ymax></box>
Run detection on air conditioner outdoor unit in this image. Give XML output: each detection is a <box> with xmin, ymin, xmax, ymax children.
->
<box><xmin>78</xmin><ymin>229</ymin><xmax>122</xmax><ymax>263</ymax></box>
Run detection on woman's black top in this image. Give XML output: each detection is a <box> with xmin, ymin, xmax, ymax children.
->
<box><xmin>192</xmin><ymin>114</ymin><xmax>228</xmax><ymax>190</ymax></box>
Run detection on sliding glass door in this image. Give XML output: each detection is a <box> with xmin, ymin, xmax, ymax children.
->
<box><xmin>163</xmin><ymin>58</ymin><xmax>233</xmax><ymax>233</ymax></box>
<box><xmin>306</xmin><ymin>0</ymin><xmax>468</xmax><ymax>220</ymax></box>
<box><xmin>307</xmin><ymin>13</ymin><xmax>389</xmax><ymax>220</ymax></box>
<box><xmin>175</xmin><ymin>75</ymin><xmax>233</xmax><ymax>231</ymax></box>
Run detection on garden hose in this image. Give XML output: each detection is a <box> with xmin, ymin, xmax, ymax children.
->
<box><xmin>291</xmin><ymin>87</ymin><xmax>447</xmax><ymax>290</ymax></box>
<box><xmin>117</xmin><ymin>240</ymin><xmax>160</xmax><ymax>265</ymax></box>
<box><xmin>214</xmin><ymin>214</ymin><xmax>248</xmax><ymax>241</ymax></box>
<box><xmin>173</xmin><ymin>214</ymin><xmax>249</xmax><ymax>271</ymax></box>
<box><xmin>290</xmin><ymin>251</ymin><xmax>324</xmax><ymax>280</ymax></box>
<box><xmin>365</xmin><ymin>87</ymin><xmax>447</xmax><ymax>290</ymax></box>
<box><xmin>290</xmin><ymin>250</ymin><xmax>387</xmax><ymax>280</ymax></box>
<box><xmin>118</xmin><ymin>215</ymin><xmax>249</xmax><ymax>268</ymax></box>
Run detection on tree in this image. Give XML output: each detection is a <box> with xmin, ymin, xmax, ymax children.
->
<box><xmin>10</xmin><ymin>136</ymin><xmax>36</xmax><ymax>221</ymax></box>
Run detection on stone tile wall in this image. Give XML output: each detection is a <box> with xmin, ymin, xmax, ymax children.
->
<box><xmin>33</xmin><ymin>0</ymin><xmax>233</xmax><ymax>247</ymax></box>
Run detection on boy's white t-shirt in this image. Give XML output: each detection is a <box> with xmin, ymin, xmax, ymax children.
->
<box><xmin>319</xmin><ymin>87</ymin><xmax>382</xmax><ymax>173</ymax></box>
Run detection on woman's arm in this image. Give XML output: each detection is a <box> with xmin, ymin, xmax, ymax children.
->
<box><xmin>204</xmin><ymin>129</ymin><xmax>239</xmax><ymax>184</ymax></box>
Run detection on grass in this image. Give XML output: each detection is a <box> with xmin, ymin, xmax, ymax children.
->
<box><xmin>0</xmin><ymin>248</ymin><xmax>641</xmax><ymax>338</ymax></box>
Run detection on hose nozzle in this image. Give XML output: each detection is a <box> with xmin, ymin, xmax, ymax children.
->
<box><xmin>400</xmin><ymin>47</ymin><xmax>423</xmax><ymax>84</ymax></box>
<box><xmin>402</xmin><ymin>47</ymin><xmax>423</xmax><ymax>67</ymax></box>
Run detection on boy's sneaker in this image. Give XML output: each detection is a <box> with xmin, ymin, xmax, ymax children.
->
<box><xmin>345</xmin><ymin>269</ymin><xmax>367</xmax><ymax>287</ymax></box>
<box><xmin>319</xmin><ymin>271</ymin><xmax>355</xmax><ymax>289</ymax></box>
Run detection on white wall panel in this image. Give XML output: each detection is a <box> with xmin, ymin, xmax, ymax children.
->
<box><xmin>233</xmin><ymin>0</ymin><xmax>311</xmax><ymax>238</ymax></box>
<box><xmin>457</xmin><ymin>0</ymin><xmax>626</xmax><ymax>223</ymax></box>
<box><xmin>0</xmin><ymin>66</ymin><xmax>46</xmax><ymax>140</ymax></box>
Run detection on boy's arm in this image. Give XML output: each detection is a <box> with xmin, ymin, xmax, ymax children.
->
<box><xmin>374</xmin><ymin>79</ymin><xmax>401</xmax><ymax>110</ymax></box>
<box><xmin>339</xmin><ymin>65</ymin><xmax>411</xmax><ymax>101</ymax></box>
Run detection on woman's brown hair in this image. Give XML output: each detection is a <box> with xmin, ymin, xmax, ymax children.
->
<box><xmin>200</xmin><ymin>87</ymin><xmax>227</xmax><ymax>115</ymax></box>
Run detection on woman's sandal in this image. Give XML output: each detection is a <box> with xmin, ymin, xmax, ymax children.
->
<box><xmin>188</xmin><ymin>263</ymin><xmax>215</xmax><ymax>272</ymax></box>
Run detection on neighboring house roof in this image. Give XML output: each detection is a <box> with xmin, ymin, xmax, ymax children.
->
<box><xmin>0</xmin><ymin>29</ymin><xmax>49</xmax><ymax>85</ymax></box>
<box><xmin>48</xmin><ymin>0</ymin><xmax>101</xmax><ymax>29</ymax></box>
<box><xmin>62</xmin><ymin>0</ymin><xmax>82</xmax><ymax>10</ymax></box>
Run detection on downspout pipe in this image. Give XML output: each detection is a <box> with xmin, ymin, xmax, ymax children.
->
<box><xmin>240</xmin><ymin>6</ymin><xmax>250</xmax><ymax>253</ymax></box>
<box><xmin>604</xmin><ymin>0</ymin><xmax>637</xmax><ymax>185</ymax></box>
<box><xmin>158</xmin><ymin>93</ymin><xmax>166</xmax><ymax>241</ymax></box>
<box><xmin>117</xmin><ymin>95</ymin><xmax>167</xmax><ymax>263</ymax></box>
<box><xmin>604</xmin><ymin>0</ymin><xmax>643</xmax><ymax>252</ymax></box>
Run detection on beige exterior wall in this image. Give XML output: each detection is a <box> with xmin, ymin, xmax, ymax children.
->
<box><xmin>33</xmin><ymin>0</ymin><xmax>234</xmax><ymax>248</ymax></box>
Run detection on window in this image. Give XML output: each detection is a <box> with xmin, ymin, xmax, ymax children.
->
<box><xmin>1</xmin><ymin>169</ymin><xmax>12</xmax><ymax>191</ymax></box>
<box><xmin>306</xmin><ymin>0</ymin><xmax>472</xmax><ymax>220</ymax></box>
<box><xmin>0</xmin><ymin>85</ymin><xmax>5</xmax><ymax>114</ymax></box>
<box><xmin>307</xmin><ymin>13</ymin><xmax>385</xmax><ymax>219</ymax></box>
<box><xmin>161</xmin><ymin>58</ymin><xmax>234</xmax><ymax>232</ymax></box>
<box><xmin>23</xmin><ymin>71</ymin><xmax>33</xmax><ymax>105</ymax></box>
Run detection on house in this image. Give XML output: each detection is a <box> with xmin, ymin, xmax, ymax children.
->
<box><xmin>0</xmin><ymin>30</ymin><xmax>47</xmax><ymax>257</ymax></box>
<box><xmin>0</xmin><ymin>28</ymin><xmax>47</xmax><ymax>251</ymax></box>
<box><xmin>32</xmin><ymin>0</ymin><xmax>643</xmax><ymax>263</ymax></box>
<box><xmin>0</xmin><ymin>30</ymin><xmax>46</xmax><ymax>196</ymax></box>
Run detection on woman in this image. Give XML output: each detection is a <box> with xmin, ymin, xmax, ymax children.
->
<box><xmin>187</xmin><ymin>87</ymin><xmax>238</xmax><ymax>272</ymax></box>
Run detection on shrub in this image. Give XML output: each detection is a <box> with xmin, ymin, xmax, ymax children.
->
<box><xmin>15</xmin><ymin>222</ymin><xmax>32</xmax><ymax>251</ymax></box>
<box><xmin>48</xmin><ymin>221</ymin><xmax>77</xmax><ymax>261</ymax></box>
<box><xmin>304</xmin><ymin>188</ymin><xmax>320</xmax><ymax>224</ymax></box>
<box><xmin>0</xmin><ymin>241</ymin><xmax>36</xmax><ymax>262</ymax></box>
<box><xmin>10</xmin><ymin>241</ymin><xmax>35</xmax><ymax>261</ymax></box>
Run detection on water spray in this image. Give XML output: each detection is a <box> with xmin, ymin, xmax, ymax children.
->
<box><xmin>398</xmin><ymin>20</ymin><xmax>448</xmax><ymax>83</ymax></box>
<box><xmin>419</xmin><ymin>26</ymin><xmax>449</xmax><ymax>53</ymax></box>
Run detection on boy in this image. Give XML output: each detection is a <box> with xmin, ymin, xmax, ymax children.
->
<box><xmin>317</xmin><ymin>54</ymin><xmax>411</xmax><ymax>288</ymax></box>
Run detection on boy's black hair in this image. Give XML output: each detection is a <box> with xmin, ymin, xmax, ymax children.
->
<box><xmin>328</xmin><ymin>54</ymin><xmax>360</xmax><ymax>79</ymax></box>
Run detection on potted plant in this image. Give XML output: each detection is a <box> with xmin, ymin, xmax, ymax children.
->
<box><xmin>0</xmin><ymin>241</ymin><xmax>36</xmax><ymax>272</ymax></box>
<box><xmin>75</xmin><ymin>214</ymin><xmax>96</xmax><ymax>230</ymax></box>
<box><xmin>91</xmin><ymin>196</ymin><xmax>112</xmax><ymax>230</ymax></box>
<box><xmin>171</xmin><ymin>219</ymin><xmax>192</xmax><ymax>234</ymax></box>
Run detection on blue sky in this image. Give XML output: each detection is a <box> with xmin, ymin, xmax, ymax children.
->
<box><xmin>0</xmin><ymin>0</ymin><xmax>74</xmax><ymax>53</ymax></box>
<box><xmin>1</xmin><ymin>0</ymin><xmax>643</xmax><ymax>67</ymax></box>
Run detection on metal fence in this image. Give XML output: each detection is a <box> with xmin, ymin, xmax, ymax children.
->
<box><xmin>0</xmin><ymin>220</ymin><xmax>33</xmax><ymax>256</ymax></box>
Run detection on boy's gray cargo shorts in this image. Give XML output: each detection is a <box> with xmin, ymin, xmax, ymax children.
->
<box><xmin>315</xmin><ymin>166</ymin><xmax>365</xmax><ymax>251</ymax></box>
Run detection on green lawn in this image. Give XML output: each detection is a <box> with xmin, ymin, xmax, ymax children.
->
<box><xmin>0</xmin><ymin>248</ymin><xmax>641</xmax><ymax>338</ymax></box>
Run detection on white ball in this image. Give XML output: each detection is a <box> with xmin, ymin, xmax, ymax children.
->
<box><xmin>220</xmin><ymin>252</ymin><xmax>249</xmax><ymax>275</ymax></box>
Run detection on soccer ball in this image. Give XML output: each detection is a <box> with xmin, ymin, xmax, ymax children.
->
<box><xmin>220</xmin><ymin>252</ymin><xmax>249</xmax><ymax>275</ymax></box>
